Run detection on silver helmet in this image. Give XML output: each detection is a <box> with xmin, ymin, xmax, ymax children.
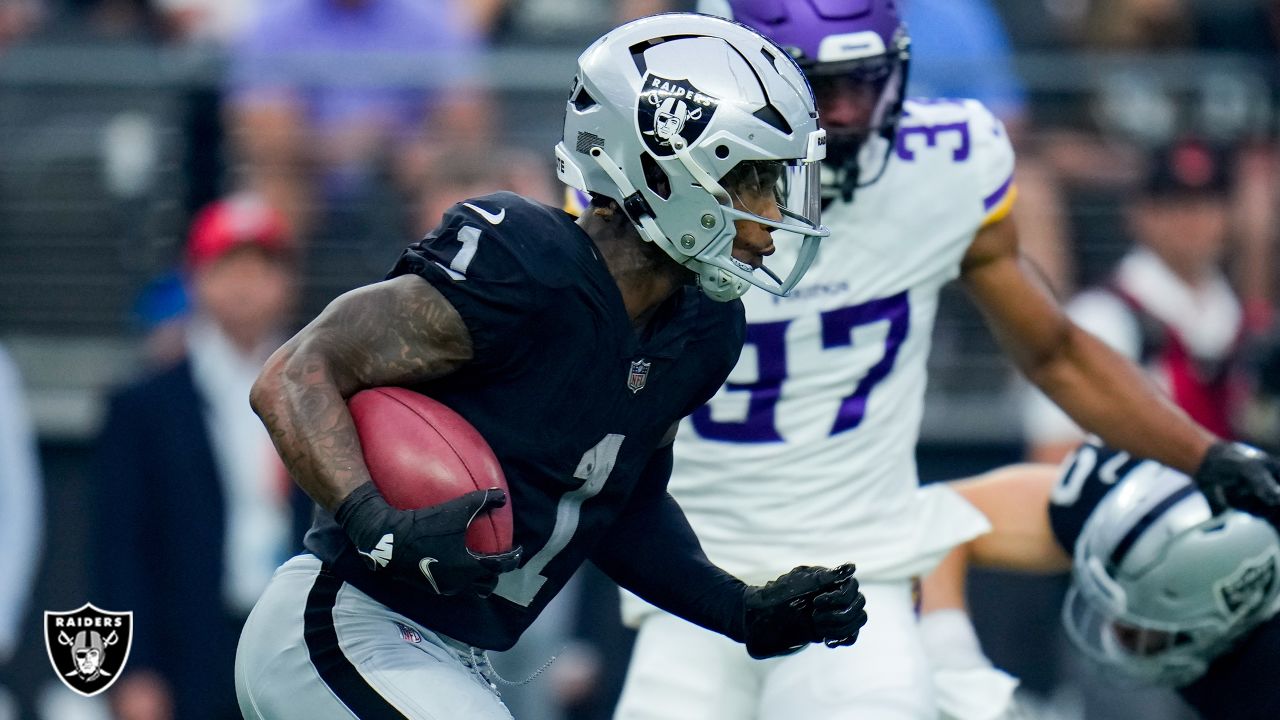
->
<box><xmin>556</xmin><ymin>12</ymin><xmax>830</xmax><ymax>302</ymax></box>
<box><xmin>1064</xmin><ymin>462</ymin><xmax>1280</xmax><ymax>686</ymax></box>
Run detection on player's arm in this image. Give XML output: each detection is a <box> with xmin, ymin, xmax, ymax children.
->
<box><xmin>250</xmin><ymin>275</ymin><xmax>518</xmax><ymax>596</ymax></box>
<box><xmin>962</xmin><ymin>214</ymin><xmax>1280</xmax><ymax>519</ymax></box>
<box><xmin>960</xmin><ymin>213</ymin><xmax>1213</xmax><ymax>474</ymax></box>
<box><xmin>250</xmin><ymin>274</ymin><xmax>471</xmax><ymax>511</ymax></box>
<box><xmin>920</xmin><ymin>464</ymin><xmax>1069</xmax><ymax>615</ymax></box>
<box><xmin>591</xmin><ymin>429</ymin><xmax>866</xmax><ymax>658</ymax></box>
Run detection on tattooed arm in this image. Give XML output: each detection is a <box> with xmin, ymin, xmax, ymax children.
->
<box><xmin>249</xmin><ymin>274</ymin><xmax>473</xmax><ymax>511</ymax></box>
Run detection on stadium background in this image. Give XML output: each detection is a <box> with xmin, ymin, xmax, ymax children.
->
<box><xmin>0</xmin><ymin>1</ymin><xmax>1277</xmax><ymax>719</ymax></box>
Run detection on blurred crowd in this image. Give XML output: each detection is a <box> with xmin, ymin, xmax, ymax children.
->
<box><xmin>1</xmin><ymin>1</ymin><xmax>1280</xmax><ymax>720</ymax></box>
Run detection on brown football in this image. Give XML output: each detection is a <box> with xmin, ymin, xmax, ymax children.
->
<box><xmin>348</xmin><ymin>387</ymin><xmax>512</xmax><ymax>554</ymax></box>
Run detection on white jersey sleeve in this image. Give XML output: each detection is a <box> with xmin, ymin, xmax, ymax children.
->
<box><xmin>625</xmin><ymin>100</ymin><xmax>1014</xmax><ymax>626</ymax></box>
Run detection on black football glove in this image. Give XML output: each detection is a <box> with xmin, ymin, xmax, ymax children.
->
<box><xmin>335</xmin><ymin>482</ymin><xmax>523</xmax><ymax>597</ymax></box>
<box><xmin>742</xmin><ymin>563</ymin><xmax>867</xmax><ymax>660</ymax></box>
<box><xmin>1193</xmin><ymin>441</ymin><xmax>1280</xmax><ymax>523</ymax></box>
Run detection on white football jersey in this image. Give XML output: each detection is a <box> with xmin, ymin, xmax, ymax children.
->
<box><xmin>667</xmin><ymin>98</ymin><xmax>1015</xmax><ymax>587</ymax></box>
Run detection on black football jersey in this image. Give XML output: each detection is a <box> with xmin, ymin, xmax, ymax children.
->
<box><xmin>1181</xmin><ymin>616</ymin><xmax>1280</xmax><ymax>719</ymax></box>
<box><xmin>305</xmin><ymin>192</ymin><xmax>746</xmax><ymax>650</ymax></box>
<box><xmin>1048</xmin><ymin>441</ymin><xmax>1280</xmax><ymax>716</ymax></box>
<box><xmin>1047</xmin><ymin>440</ymin><xmax>1154</xmax><ymax>552</ymax></box>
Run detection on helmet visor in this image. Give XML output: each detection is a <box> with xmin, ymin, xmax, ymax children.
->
<box><xmin>1062</xmin><ymin>573</ymin><xmax>1212</xmax><ymax>686</ymax></box>
<box><xmin>713</xmin><ymin>155</ymin><xmax>827</xmax><ymax>295</ymax></box>
<box><xmin>676</xmin><ymin>127</ymin><xmax>827</xmax><ymax>297</ymax></box>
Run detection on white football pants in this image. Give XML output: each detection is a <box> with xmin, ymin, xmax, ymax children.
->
<box><xmin>235</xmin><ymin>554</ymin><xmax>514</xmax><ymax>720</ymax></box>
<box><xmin>614</xmin><ymin>580</ymin><xmax>937</xmax><ymax>720</ymax></box>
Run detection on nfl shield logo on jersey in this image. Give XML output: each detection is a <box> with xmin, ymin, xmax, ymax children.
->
<box><xmin>44</xmin><ymin>603</ymin><xmax>133</xmax><ymax>697</ymax></box>
<box><xmin>628</xmin><ymin>359</ymin><xmax>651</xmax><ymax>394</ymax></box>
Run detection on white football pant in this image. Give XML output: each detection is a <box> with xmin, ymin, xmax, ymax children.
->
<box><xmin>615</xmin><ymin>580</ymin><xmax>937</xmax><ymax>720</ymax></box>
<box><xmin>235</xmin><ymin>554</ymin><xmax>514</xmax><ymax>720</ymax></box>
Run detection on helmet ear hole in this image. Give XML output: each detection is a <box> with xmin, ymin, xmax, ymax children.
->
<box><xmin>715</xmin><ymin>144</ymin><xmax>730</xmax><ymax>159</ymax></box>
<box><xmin>640</xmin><ymin>153</ymin><xmax>671</xmax><ymax>199</ymax></box>
<box><xmin>572</xmin><ymin>85</ymin><xmax>597</xmax><ymax>111</ymax></box>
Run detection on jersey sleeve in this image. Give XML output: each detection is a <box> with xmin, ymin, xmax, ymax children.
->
<box><xmin>387</xmin><ymin>199</ymin><xmax>552</xmax><ymax>376</ymax></box>
<box><xmin>1047</xmin><ymin>441</ymin><xmax>1156</xmax><ymax>553</ymax></box>
<box><xmin>590</xmin><ymin>445</ymin><xmax>748</xmax><ymax>641</ymax></box>
<box><xmin>962</xmin><ymin>100</ymin><xmax>1017</xmax><ymax>228</ymax></box>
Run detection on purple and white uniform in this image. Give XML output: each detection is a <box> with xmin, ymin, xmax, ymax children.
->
<box><xmin>615</xmin><ymin>97</ymin><xmax>1018</xmax><ymax>720</ymax></box>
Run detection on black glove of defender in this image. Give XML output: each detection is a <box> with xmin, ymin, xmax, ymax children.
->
<box><xmin>742</xmin><ymin>563</ymin><xmax>867</xmax><ymax>659</ymax></box>
<box><xmin>1193</xmin><ymin>441</ymin><xmax>1280</xmax><ymax>525</ymax></box>
<box><xmin>335</xmin><ymin>482</ymin><xmax>523</xmax><ymax>597</ymax></box>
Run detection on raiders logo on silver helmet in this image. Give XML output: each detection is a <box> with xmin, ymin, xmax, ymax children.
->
<box><xmin>639</xmin><ymin>75</ymin><xmax>719</xmax><ymax>157</ymax></box>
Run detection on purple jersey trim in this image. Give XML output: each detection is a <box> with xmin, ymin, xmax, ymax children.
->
<box><xmin>983</xmin><ymin>174</ymin><xmax>1014</xmax><ymax>212</ymax></box>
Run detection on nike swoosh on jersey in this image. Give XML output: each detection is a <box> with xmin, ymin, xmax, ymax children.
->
<box><xmin>419</xmin><ymin>557</ymin><xmax>442</xmax><ymax>593</ymax></box>
<box><xmin>357</xmin><ymin>533</ymin><xmax>394</xmax><ymax>568</ymax></box>
<box><xmin>462</xmin><ymin>202</ymin><xmax>505</xmax><ymax>225</ymax></box>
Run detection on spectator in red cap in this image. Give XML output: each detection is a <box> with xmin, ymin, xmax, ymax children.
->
<box><xmin>1025</xmin><ymin>137</ymin><xmax>1245</xmax><ymax>463</ymax></box>
<box><xmin>91</xmin><ymin>193</ymin><xmax>310</xmax><ymax>720</ymax></box>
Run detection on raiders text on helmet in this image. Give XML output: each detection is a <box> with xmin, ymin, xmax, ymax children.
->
<box><xmin>556</xmin><ymin>12</ymin><xmax>829</xmax><ymax>301</ymax></box>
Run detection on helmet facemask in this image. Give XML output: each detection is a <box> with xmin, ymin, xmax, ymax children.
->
<box><xmin>698</xmin><ymin>0</ymin><xmax>912</xmax><ymax>203</ymax></box>
<box><xmin>806</xmin><ymin>26</ymin><xmax>911</xmax><ymax>202</ymax></box>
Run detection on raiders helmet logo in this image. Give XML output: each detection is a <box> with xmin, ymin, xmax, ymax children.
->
<box><xmin>1216</xmin><ymin>550</ymin><xmax>1278</xmax><ymax>617</ymax></box>
<box><xmin>44</xmin><ymin>603</ymin><xmax>133</xmax><ymax>697</ymax></box>
<box><xmin>638</xmin><ymin>74</ymin><xmax>719</xmax><ymax>156</ymax></box>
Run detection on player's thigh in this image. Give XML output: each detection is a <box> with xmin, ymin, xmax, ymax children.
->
<box><xmin>614</xmin><ymin>611</ymin><xmax>759</xmax><ymax>720</ymax></box>
<box><xmin>760</xmin><ymin>581</ymin><xmax>937</xmax><ymax>720</ymax></box>
<box><xmin>236</xmin><ymin>554</ymin><xmax>512</xmax><ymax>720</ymax></box>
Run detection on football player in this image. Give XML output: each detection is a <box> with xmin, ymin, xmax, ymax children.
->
<box><xmin>233</xmin><ymin>14</ymin><xmax>869</xmax><ymax>720</ymax></box>
<box><xmin>613</xmin><ymin>2</ymin><xmax>1280</xmax><ymax>719</ymax></box>
<box><xmin>921</xmin><ymin>441</ymin><xmax>1280</xmax><ymax>720</ymax></box>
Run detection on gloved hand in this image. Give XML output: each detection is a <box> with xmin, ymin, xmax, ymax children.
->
<box><xmin>335</xmin><ymin>482</ymin><xmax>523</xmax><ymax>597</ymax></box>
<box><xmin>1193</xmin><ymin>441</ymin><xmax>1280</xmax><ymax>523</ymax></box>
<box><xmin>742</xmin><ymin>563</ymin><xmax>867</xmax><ymax>659</ymax></box>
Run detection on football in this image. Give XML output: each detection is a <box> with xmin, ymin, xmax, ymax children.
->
<box><xmin>348</xmin><ymin>386</ymin><xmax>513</xmax><ymax>554</ymax></box>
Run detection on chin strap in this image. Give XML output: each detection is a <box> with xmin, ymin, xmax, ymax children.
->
<box><xmin>584</xmin><ymin>143</ymin><xmax>751</xmax><ymax>301</ymax></box>
<box><xmin>586</xmin><ymin>146</ymin><xmax>669</xmax><ymax>249</ymax></box>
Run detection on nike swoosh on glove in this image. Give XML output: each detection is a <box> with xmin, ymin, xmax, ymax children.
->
<box><xmin>336</xmin><ymin>482</ymin><xmax>522</xmax><ymax>597</ymax></box>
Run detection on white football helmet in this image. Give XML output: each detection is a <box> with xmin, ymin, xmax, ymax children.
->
<box><xmin>1063</xmin><ymin>462</ymin><xmax>1280</xmax><ymax>686</ymax></box>
<box><xmin>556</xmin><ymin>12</ymin><xmax>829</xmax><ymax>302</ymax></box>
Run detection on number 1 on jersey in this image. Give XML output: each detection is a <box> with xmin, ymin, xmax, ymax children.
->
<box><xmin>493</xmin><ymin>434</ymin><xmax>624</xmax><ymax>607</ymax></box>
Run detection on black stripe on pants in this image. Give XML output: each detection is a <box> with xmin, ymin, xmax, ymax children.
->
<box><xmin>304</xmin><ymin>567</ymin><xmax>408</xmax><ymax>719</ymax></box>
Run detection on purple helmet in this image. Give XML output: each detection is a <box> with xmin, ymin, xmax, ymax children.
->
<box><xmin>700</xmin><ymin>0</ymin><xmax>910</xmax><ymax>200</ymax></box>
